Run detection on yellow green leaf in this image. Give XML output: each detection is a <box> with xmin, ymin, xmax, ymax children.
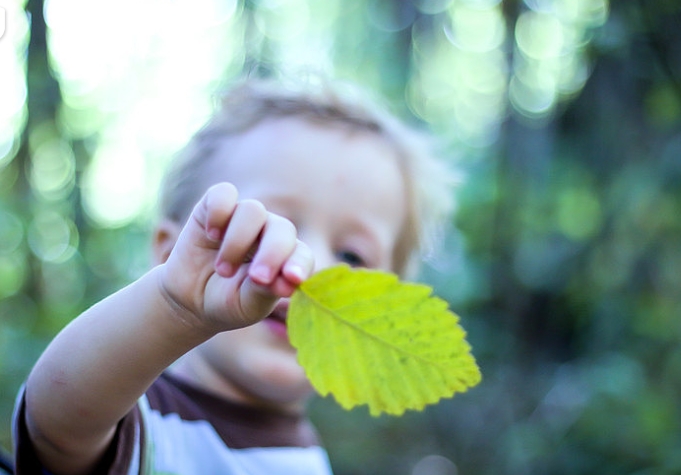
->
<box><xmin>288</xmin><ymin>265</ymin><xmax>481</xmax><ymax>416</ymax></box>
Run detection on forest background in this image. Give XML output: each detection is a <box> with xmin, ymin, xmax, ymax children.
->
<box><xmin>1</xmin><ymin>0</ymin><xmax>680</xmax><ymax>474</ymax></box>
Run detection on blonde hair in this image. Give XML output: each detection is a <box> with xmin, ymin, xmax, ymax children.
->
<box><xmin>159</xmin><ymin>77</ymin><xmax>456</xmax><ymax>277</ymax></box>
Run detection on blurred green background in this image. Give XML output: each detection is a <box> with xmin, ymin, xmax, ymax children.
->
<box><xmin>1</xmin><ymin>0</ymin><xmax>681</xmax><ymax>473</ymax></box>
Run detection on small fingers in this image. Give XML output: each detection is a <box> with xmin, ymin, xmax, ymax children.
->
<box><xmin>281</xmin><ymin>239</ymin><xmax>314</xmax><ymax>285</ymax></box>
<box><xmin>263</xmin><ymin>240</ymin><xmax>315</xmax><ymax>297</ymax></box>
<box><xmin>200</xmin><ymin>183</ymin><xmax>239</xmax><ymax>241</ymax></box>
<box><xmin>247</xmin><ymin>240</ymin><xmax>314</xmax><ymax>299</ymax></box>
<box><xmin>248</xmin><ymin>214</ymin><xmax>298</xmax><ymax>285</ymax></box>
<box><xmin>207</xmin><ymin>195</ymin><xmax>314</xmax><ymax>294</ymax></box>
<box><xmin>215</xmin><ymin>199</ymin><xmax>268</xmax><ymax>276</ymax></box>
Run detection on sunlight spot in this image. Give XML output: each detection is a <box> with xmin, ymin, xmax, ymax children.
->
<box><xmin>82</xmin><ymin>142</ymin><xmax>148</xmax><ymax>227</ymax></box>
<box><xmin>30</xmin><ymin>139</ymin><xmax>76</xmax><ymax>201</ymax></box>
<box><xmin>27</xmin><ymin>210</ymin><xmax>79</xmax><ymax>263</ymax></box>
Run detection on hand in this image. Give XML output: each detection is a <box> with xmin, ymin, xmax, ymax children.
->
<box><xmin>158</xmin><ymin>183</ymin><xmax>314</xmax><ymax>333</ymax></box>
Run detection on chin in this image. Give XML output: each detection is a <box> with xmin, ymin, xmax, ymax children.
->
<box><xmin>231</xmin><ymin>342</ymin><xmax>311</xmax><ymax>403</ymax></box>
<box><xmin>253</xmin><ymin>359</ymin><xmax>312</xmax><ymax>401</ymax></box>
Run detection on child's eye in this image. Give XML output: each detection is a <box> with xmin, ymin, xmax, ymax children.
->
<box><xmin>336</xmin><ymin>250</ymin><xmax>366</xmax><ymax>267</ymax></box>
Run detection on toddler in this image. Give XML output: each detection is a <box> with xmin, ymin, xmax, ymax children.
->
<box><xmin>13</xmin><ymin>77</ymin><xmax>454</xmax><ymax>475</ymax></box>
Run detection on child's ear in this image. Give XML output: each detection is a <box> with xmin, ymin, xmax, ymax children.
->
<box><xmin>152</xmin><ymin>219</ymin><xmax>182</xmax><ymax>265</ymax></box>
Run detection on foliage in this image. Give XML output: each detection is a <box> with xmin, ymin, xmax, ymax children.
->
<box><xmin>289</xmin><ymin>265</ymin><xmax>480</xmax><ymax>416</ymax></box>
<box><xmin>2</xmin><ymin>0</ymin><xmax>681</xmax><ymax>474</ymax></box>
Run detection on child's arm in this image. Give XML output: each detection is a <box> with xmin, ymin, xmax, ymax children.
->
<box><xmin>22</xmin><ymin>183</ymin><xmax>313</xmax><ymax>475</ymax></box>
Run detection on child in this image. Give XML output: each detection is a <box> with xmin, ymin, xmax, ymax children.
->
<box><xmin>12</xmin><ymin>77</ymin><xmax>454</xmax><ymax>475</ymax></box>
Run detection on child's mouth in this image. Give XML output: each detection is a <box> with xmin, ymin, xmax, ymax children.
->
<box><xmin>264</xmin><ymin>300</ymin><xmax>289</xmax><ymax>341</ymax></box>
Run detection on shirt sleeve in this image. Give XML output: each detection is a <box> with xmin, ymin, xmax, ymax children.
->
<box><xmin>12</xmin><ymin>386</ymin><xmax>145</xmax><ymax>475</ymax></box>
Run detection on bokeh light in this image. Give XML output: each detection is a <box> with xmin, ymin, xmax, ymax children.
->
<box><xmin>408</xmin><ymin>0</ymin><xmax>609</xmax><ymax>145</ymax></box>
<box><xmin>0</xmin><ymin>210</ymin><xmax>26</xmax><ymax>300</ymax></box>
<box><xmin>0</xmin><ymin>0</ymin><xmax>28</xmax><ymax>169</ymax></box>
<box><xmin>510</xmin><ymin>0</ymin><xmax>609</xmax><ymax>121</ymax></box>
<box><xmin>44</xmin><ymin>0</ymin><xmax>244</xmax><ymax>227</ymax></box>
<box><xmin>409</xmin><ymin>1</ymin><xmax>508</xmax><ymax>147</ymax></box>
<box><xmin>27</xmin><ymin>209</ymin><xmax>78</xmax><ymax>263</ymax></box>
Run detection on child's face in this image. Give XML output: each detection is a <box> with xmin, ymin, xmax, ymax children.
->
<box><xmin>175</xmin><ymin>117</ymin><xmax>407</xmax><ymax>410</ymax></box>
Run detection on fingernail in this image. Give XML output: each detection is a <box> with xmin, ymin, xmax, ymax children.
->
<box><xmin>207</xmin><ymin>227</ymin><xmax>221</xmax><ymax>241</ymax></box>
<box><xmin>249</xmin><ymin>264</ymin><xmax>272</xmax><ymax>284</ymax></box>
<box><xmin>216</xmin><ymin>261</ymin><xmax>235</xmax><ymax>277</ymax></box>
<box><xmin>285</xmin><ymin>264</ymin><xmax>305</xmax><ymax>283</ymax></box>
